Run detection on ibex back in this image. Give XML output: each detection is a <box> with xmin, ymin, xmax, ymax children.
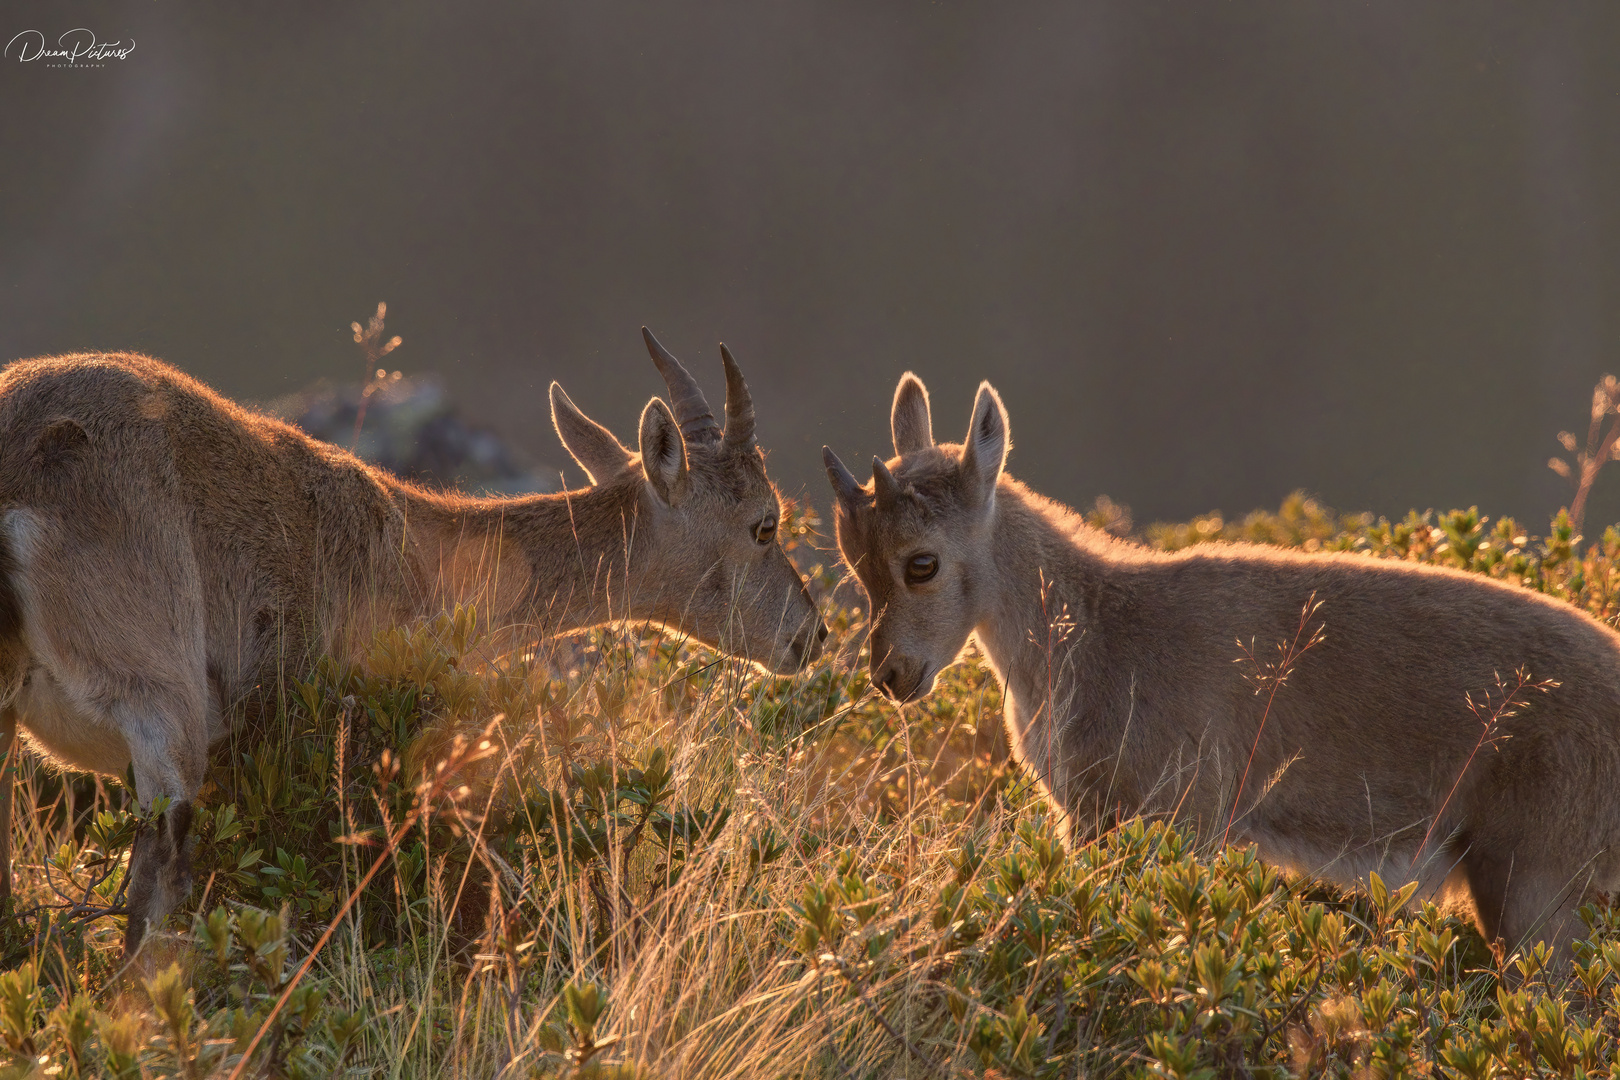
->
<box><xmin>0</xmin><ymin>329</ymin><xmax>826</xmax><ymax>956</ymax></box>
<box><xmin>827</xmin><ymin>373</ymin><xmax>1620</xmax><ymax>962</ymax></box>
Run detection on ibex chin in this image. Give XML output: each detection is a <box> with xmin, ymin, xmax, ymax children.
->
<box><xmin>826</xmin><ymin>373</ymin><xmax>1620</xmax><ymax>961</ymax></box>
<box><xmin>0</xmin><ymin>328</ymin><xmax>826</xmax><ymax>956</ymax></box>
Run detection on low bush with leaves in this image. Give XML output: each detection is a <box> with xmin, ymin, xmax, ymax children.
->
<box><xmin>6</xmin><ymin>487</ymin><xmax>1620</xmax><ymax>1076</ymax></box>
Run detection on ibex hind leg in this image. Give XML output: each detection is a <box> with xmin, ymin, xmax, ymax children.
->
<box><xmin>0</xmin><ymin>510</ymin><xmax>211</xmax><ymax>958</ymax></box>
<box><xmin>0</xmin><ymin>528</ymin><xmax>27</xmax><ymax>905</ymax></box>
<box><xmin>4</xmin><ymin>668</ymin><xmax>206</xmax><ymax>957</ymax></box>
<box><xmin>0</xmin><ymin>708</ymin><xmax>14</xmax><ymax>903</ymax></box>
<box><xmin>5</xmin><ymin>645</ymin><xmax>210</xmax><ymax>957</ymax></box>
<box><xmin>112</xmin><ymin>695</ymin><xmax>207</xmax><ymax>959</ymax></box>
<box><xmin>124</xmin><ymin>796</ymin><xmax>196</xmax><ymax>958</ymax></box>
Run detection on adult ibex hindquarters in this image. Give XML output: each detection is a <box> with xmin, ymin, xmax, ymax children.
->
<box><xmin>826</xmin><ymin>372</ymin><xmax>1620</xmax><ymax>962</ymax></box>
<box><xmin>0</xmin><ymin>328</ymin><xmax>827</xmax><ymax>957</ymax></box>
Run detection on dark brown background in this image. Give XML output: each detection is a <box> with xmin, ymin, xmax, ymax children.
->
<box><xmin>4</xmin><ymin>3</ymin><xmax>1619</xmax><ymax>530</ymax></box>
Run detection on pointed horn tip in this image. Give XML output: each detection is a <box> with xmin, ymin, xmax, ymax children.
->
<box><xmin>823</xmin><ymin>446</ymin><xmax>861</xmax><ymax>490</ymax></box>
<box><xmin>720</xmin><ymin>343</ymin><xmax>756</xmax><ymax>446</ymax></box>
<box><xmin>642</xmin><ymin>325</ymin><xmax>678</xmax><ymax>363</ymax></box>
<box><xmin>643</xmin><ymin>326</ymin><xmax>722</xmax><ymax>439</ymax></box>
<box><xmin>720</xmin><ymin>343</ymin><xmax>748</xmax><ymax>387</ymax></box>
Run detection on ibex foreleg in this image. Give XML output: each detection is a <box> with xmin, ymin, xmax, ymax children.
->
<box><xmin>1461</xmin><ymin>845</ymin><xmax>1606</xmax><ymax>964</ymax></box>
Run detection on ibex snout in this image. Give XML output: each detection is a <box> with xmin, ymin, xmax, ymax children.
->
<box><xmin>871</xmin><ymin>647</ymin><xmax>933</xmax><ymax>703</ymax></box>
<box><xmin>792</xmin><ymin>619</ymin><xmax>831</xmax><ymax>669</ymax></box>
<box><xmin>757</xmin><ymin>609</ymin><xmax>829</xmax><ymax>674</ymax></box>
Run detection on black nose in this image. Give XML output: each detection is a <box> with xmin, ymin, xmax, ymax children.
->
<box><xmin>793</xmin><ymin>622</ymin><xmax>830</xmax><ymax>667</ymax></box>
<box><xmin>876</xmin><ymin>666</ymin><xmax>901</xmax><ymax>699</ymax></box>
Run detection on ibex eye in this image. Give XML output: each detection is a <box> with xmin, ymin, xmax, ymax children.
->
<box><xmin>905</xmin><ymin>553</ymin><xmax>939</xmax><ymax>584</ymax></box>
<box><xmin>753</xmin><ymin>517</ymin><xmax>777</xmax><ymax>545</ymax></box>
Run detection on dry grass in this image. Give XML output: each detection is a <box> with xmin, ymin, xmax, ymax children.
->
<box><xmin>9</xmin><ymin>482</ymin><xmax>1620</xmax><ymax>1075</ymax></box>
<box><xmin>0</xmin><ymin>602</ymin><xmax>1020</xmax><ymax>1078</ymax></box>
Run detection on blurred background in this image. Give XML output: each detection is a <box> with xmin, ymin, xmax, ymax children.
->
<box><xmin>3</xmin><ymin>3</ymin><xmax>1619</xmax><ymax>529</ymax></box>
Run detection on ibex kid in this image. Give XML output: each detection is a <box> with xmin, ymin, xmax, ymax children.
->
<box><xmin>0</xmin><ymin>328</ymin><xmax>826</xmax><ymax>955</ymax></box>
<box><xmin>826</xmin><ymin>372</ymin><xmax>1620</xmax><ymax>960</ymax></box>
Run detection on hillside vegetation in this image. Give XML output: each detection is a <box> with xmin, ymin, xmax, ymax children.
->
<box><xmin>0</xmin><ymin>493</ymin><xmax>1619</xmax><ymax>1077</ymax></box>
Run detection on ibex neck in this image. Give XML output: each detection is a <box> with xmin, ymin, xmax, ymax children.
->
<box><xmin>971</xmin><ymin>482</ymin><xmax>1111</xmax><ymax>724</ymax></box>
<box><xmin>395</xmin><ymin>478</ymin><xmax>649</xmax><ymax>637</ymax></box>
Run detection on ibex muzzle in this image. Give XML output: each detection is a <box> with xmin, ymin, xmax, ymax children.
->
<box><xmin>828</xmin><ymin>372</ymin><xmax>1620</xmax><ymax>962</ymax></box>
<box><xmin>0</xmin><ymin>330</ymin><xmax>826</xmax><ymax>957</ymax></box>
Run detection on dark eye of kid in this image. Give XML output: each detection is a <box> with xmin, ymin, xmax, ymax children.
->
<box><xmin>905</xmin><ymin>553</ymin><xmax>939</xmax><ymax>583</ymax></box>
<box><xmin>754</xmin><ymin>516</ymin><xmax>777</xmax><ymax>545</ymax></box>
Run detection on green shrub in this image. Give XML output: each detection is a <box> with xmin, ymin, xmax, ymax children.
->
<box><xmin>3</xmin><ymin>497</ymin><xmax>1620</xmax><ymax>1075</ymax></box>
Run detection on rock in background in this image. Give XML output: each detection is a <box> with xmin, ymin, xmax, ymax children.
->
<box><xmin>266</xmin><ymin>373</ymin><xmax>561</xmax><ymax>495</ymax></box>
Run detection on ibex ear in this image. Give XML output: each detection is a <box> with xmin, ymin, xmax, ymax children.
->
<box><xmin>638</xmin><ymin>398</ymin><xmax>690</xmax><ymax>506</ymax></box>
<box><xmin>551</xmin><ymin>383</ymin><xmax>633</xmax><ymax>484</ymax></box>
<box><xmin>960</xmin><ymin>382</ymin><xmax>1010</xmax><ymax>511</ymax></box>
<box><xmin>891</xmin><ymin>372</ymin><xmax>933</xmax><ymax>455</ymax></box>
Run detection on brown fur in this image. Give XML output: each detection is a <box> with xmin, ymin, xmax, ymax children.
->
<box><xmin>827</xmin><ymin>372</ymin><xmax>1620</xmax><ymax>961</ymax></box>
<box><xmin>0</xmin><ymin>341</ymin><xmax>825</xmax><ymax>955</ymax></box>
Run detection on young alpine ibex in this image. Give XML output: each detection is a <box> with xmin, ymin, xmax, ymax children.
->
<box><xmin>0</xmin><ymin>328</ymin><xmax>827</xmax><ymax>956</ymax></box>
<box><xmin>826</xmin><ymin>373</ymin><xmax>1620</xmax><ymax>961</ymax></box>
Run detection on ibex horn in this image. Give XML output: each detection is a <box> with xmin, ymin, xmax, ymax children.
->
<box><xmin>824</xmin><ymin>446</ymin><xmax>862</xmax><ymax>504</ymax></box>
<box><xmin>642</xmin><ymin>327</ymin><xmax>720</xmax><ymax>444</ymax></box>
<box><xmin>872</xmin><ymin>457</ymin><xmax>902</xmax><ymax>506</ymax></box>
<box><xmin>720</xmin><ymin>344</ymin><xmax>756</xmax><ymax>450</ymax></box>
